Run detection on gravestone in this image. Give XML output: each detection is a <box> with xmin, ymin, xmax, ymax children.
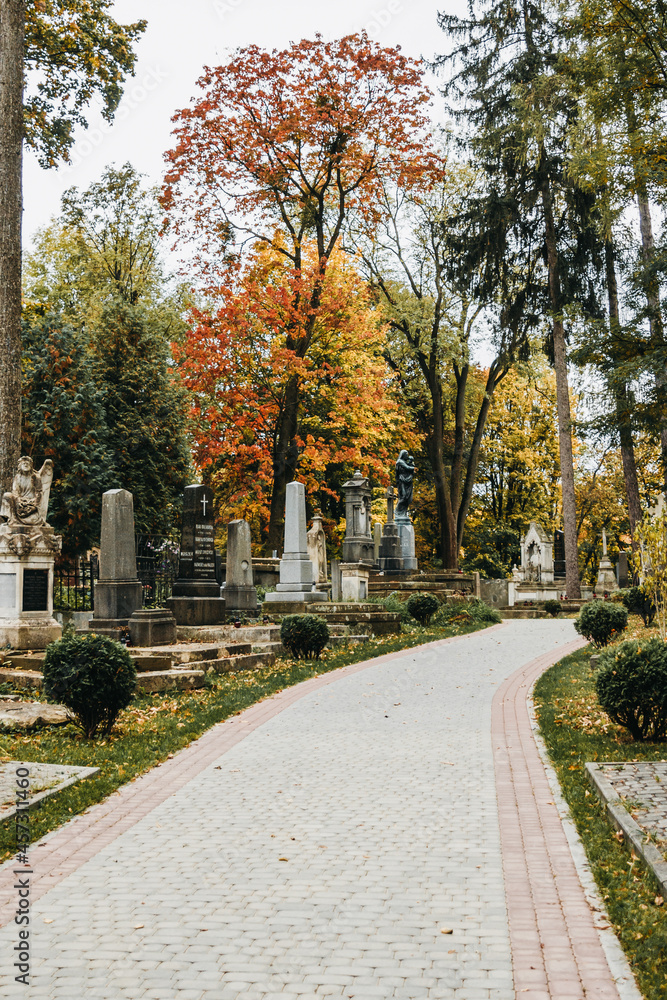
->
<box><xmin>264</xmin><ymin>483</ymin><xmax>326</xmax><ymax>605</ymax></box>
<box><xmin>516</xmin><ymin>522</ymin><xmax>554</xmax><ymax>583</ymax></box>
<box><xmin>331</xmin><ymin>559</ymin><xmax>342</xmax><ymax>602</ymax></box>
<box><xmin>91</xmin><ymin>490</ymin><xmax>143</xmax><ymax>638</ymax></box>
<box><xmin>617</xmin><ymin>551</ymin><xmax>629</xmax><ymax>588</ymax></box>
<box><xmin>378</xmin><ymin>486</ymin><xmax>404</xmax><ymax>573</ymax></box>
<box><xmin>342</xmin><ymin>471</ymin><xmax>374</xmax><ymax>565</ymax></box>
<box><xmin>0</xmin><ymin>457</ymin><xmax>62</xmax><ymax>649</ymax></box>
<box><xmin>595</xmin><ymin>528</ymin><xmax>618</xmax><ymax>593</ymax></box>
<box><xmin>373</xmin><ymin>522</ymin><xmax>382</xmax><ymax>566</ymax></box>
<box><xmin>307</xmin><ymin>511</ymin><xmax>328</xmax><ymax>586</ymax></box>
<box><xmin>166</xmin><ymin>485</ymin><xmax>226</xmax><ymax>626</ymax></box>
<box><xmin>223</xmin><ymin>519</ymin><xmax>258</xmax><ymax>616</ymax></box>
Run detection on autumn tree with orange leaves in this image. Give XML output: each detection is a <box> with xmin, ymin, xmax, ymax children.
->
<box><xmin>175</xmin><ymin>245</ymin><xmax>413</xmax><ymax>546</ymax></box>
<box><xmin>162</xmin><ymin>33</ymin><xmax>441</xmax><ymax>548</ymax></box>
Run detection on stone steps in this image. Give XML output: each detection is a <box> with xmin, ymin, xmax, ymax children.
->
<box><xmin>500</xmin><ymin>608</ymin><xmax>548</xmax><ymax>619</ymax></box>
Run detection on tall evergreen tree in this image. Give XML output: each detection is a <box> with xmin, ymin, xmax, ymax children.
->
<box><xmin>435</xmin><ymin>0</ymin><xmax>603</xmax><ymax>596</ymax></box>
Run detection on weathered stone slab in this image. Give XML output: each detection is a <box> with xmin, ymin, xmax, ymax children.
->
<box><xmin>0</xmin><ymin>761</ymin><xmax>99</xmax><ymax>821</ymax></box>
<box><xmin>0</xmin><ymin>702</ymin><xmax>69</xmax><ymax>731</ymax></box>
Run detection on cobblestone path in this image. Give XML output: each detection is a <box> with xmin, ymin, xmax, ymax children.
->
<box><xmin>0</xmin><ymin>621</ymin><xmax>633</xmax><ymax>998</ymax></box>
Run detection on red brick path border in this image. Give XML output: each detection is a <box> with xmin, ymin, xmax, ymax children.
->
<box><xmin>492</xmin><ymin>637</ymin><xmax>625</xmax><ymax>1000</ymax></box>
<box><xmin>0</xmin><ymin>625</ymin><xmax>505</xmax><ymax>929</ymax></box>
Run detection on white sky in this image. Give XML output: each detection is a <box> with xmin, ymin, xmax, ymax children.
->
<box><xmin>23</xmin><ymin>0</ymin><xmax>465</xmax><ymax>246</ymax></box>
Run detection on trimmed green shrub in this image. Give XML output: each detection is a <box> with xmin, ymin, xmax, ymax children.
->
<box><xmin>280</xmin><ymin>614</ymin><xmax>330</xmax><ymax>659</ymax></box>
<box><xmin>406</xmin><ymin>593</ymin><xmax>440</xmax><ymax>626</ymax></box>
<box><xmin>620</xmin><ymin>586</ymin><xmax>657</xmax><ymax>627</ymax></box>
<box><xmin>366</xmin><ymin>592</ymin><xmax>411</xmax><ymax>622</ymax></box>
<box><xmin>596</xmin><ymin>639</ymin><xmax>667</xmax><ymax>740</ymax></box>
<box><xmin>467</xmin><ymin>598</ymin><xmax>502</xmax><ymax>623</ymax></box>
<box><xmin>543</xmin><ymin>599</ymin><xmax>561</xmax><ymax>618</ymax></box>
<box><xmin>43</xmin><ymin>632</ymin><xmax>137</xmax><ymax>738</ymax></box>
<box><xmin>574</xmin><ymin>600</ymin><xmax>628</xmax><ymax>648</ymax></box>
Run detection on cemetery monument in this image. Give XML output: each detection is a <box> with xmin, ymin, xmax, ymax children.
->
<box><xmin>223</xmin><ymin>519</ymin><xmax>258</xmax><ymax>615</ymax></box>
<box><xmin>166</xmin><ymin>484</ymin><xmax>226</xmax><ymax>625</ymax></box>
<box><xmin>0</xmin><ymin>457</ymin><xmax>62</xmax><ymax>649</ymax></box>
<box><xmin>264</xmin><ymin>482</ymin><xmax>326</xmax><ymax>605</ymax></box>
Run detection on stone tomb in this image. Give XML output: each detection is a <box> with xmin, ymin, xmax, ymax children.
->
<box><xmin>90</xmin><ymin>489</ymin><xmax>143</xmax><ymax>638</ymax></box>
<box><xmin>223</xmin><ymin>519</ymin><xmax>258</xmax><ymax>616</ymax></box>
<box><xmin>166</xmin><ymin>485</ymin><xmax>226</xmax><ymax>626</ymax></box>
<box><xmin>0</xmin><ymin>457</ymin><xmax>62</xmax><ymax>650</ymax></box>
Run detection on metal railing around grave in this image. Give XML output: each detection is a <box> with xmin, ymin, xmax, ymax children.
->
<box><xmin>135</xmin><ymin>534</ymin><xmax>180</xmax><ymax>607</ymax></box>
<box><xmin>53</xmin><ymin>556</ymin><xmax>98</xmax><ymax>612</ymax></box>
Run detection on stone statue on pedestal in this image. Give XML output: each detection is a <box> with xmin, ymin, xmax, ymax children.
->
<box><xmin>1</xmin><ymin>457</ymin><xmax>53</xmax><ymax>528</ymax></box>
<box><xmin>395</xmin><ymin>451</ymin><xmax>415</xmax><ymax>520</ymax></box>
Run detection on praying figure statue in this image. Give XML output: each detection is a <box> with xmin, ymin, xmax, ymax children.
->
<box><xmin>1</xmin><ymin>457</ymin><xmax>53</xmax><ymax>527</ymax></box>
<box><xmin>395</xmin><ymin>450</ymin><xmax>415</xmax><ymax>520</ymax></box>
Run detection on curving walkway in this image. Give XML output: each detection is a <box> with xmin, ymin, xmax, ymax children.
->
<box><xmin>0</xmin><ymin>620</ymin><xmax>637</xmax><ymax>999</ymax></box>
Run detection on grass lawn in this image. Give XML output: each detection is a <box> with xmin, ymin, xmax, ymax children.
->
<box><xmin>534</xmin><ymin>614</ymin><xmax>667</xmax><ymax>1000</ymax></box>
<box><xmin>0</xmin><ymin>617</ymin><xmax>492</xmax><ymax>864</ymax></box>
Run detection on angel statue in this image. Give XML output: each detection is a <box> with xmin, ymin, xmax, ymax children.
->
<box><xmin>395</xmin><ymin>450</ymin><xmax>416</xmax><ymax>520</ymax></box>
<box><xmin>0</xmin><ymin>457</ymin><xmax>54</xmax><ymax>527</ymax></box>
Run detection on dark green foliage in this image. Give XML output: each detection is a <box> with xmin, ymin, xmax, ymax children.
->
<box><xmin>93</xmin><ymin>300</ymin><xmax>190</xmax><ymax>534</ymax></box>
<box><xmin>596</xmin><ymin>639</ymin><xmax>667</xmax><ymax>741</ymax></box>
<box><xmin>620</xmin><ymin>586</ymin><xmax>657</xmax><ymax>627</ymax></box>
<box><xmin>461</xmin><ymin>523</ymin><xmax>521</xmax><ymax>579</ymax></box>
<box><xmin>406</xmin><ymin>593</ymin><xmax>440</xmax><ymax>625</ymax></box>
<box><xmin>21</xmin><ymin>306</ymin><xmax>115</xmax><ymax>555</ymax></box>
<box><xmin>574</xmin><ymin>600</ymin><xmax>628</xmax><ymax>647</ymax></box>
<box><xmin>544</xmin><ymin>599</ymin><xmax>561</xmax><ymax>617</ymax></box>
<box><xmin>367</xmin><ymin>592</ymin><xmax>411</xmax><ymax>622</ymax></box>
<box><xmin>43</xmin><ymin>632</ymin><xmax>137</xmax><ymax>738</ymax></box>
<box><xmin>466</xmin><ymin>598</ymin><xmax>502</xmax><ymax>623</ymax></box>
<box><xmin>280</xmin><ymin>615</ymin><xmax>330</xmax><ymax>660</ymax></box>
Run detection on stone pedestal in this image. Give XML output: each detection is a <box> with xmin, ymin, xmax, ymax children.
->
<box><xmin>342</xmin><ymin>471</ymin><xmax>374</xmax><ymax>565</ymax></box>
<box><xmin>596</xmin><ymin>555</ymin><xmax>618</xmax><ymax>593</ymax></box>
<box><xmin>223</xmin><ymin>519</ymin><xmax>258</xmax><ymax>616</ymax></box>
<box><xmin>166</xmin><ymin>484</ymin><xmax>226</xmax><ymax>625</ymax></box>
<box><xmin>396</xmin><ymin>519</ymin><xmax>418</xmax><ymax>572</ymax></box>
<box><xmin>89</xmin><ymin>489</ymin><xmax>143</xmax><ymax>636</ymax></box>
<box><xmin>340</xmin><ymin>563</ymin><xmax>370</xmax><ymax>601</ymax></box>
<box><xmin>595</xmin><ymin>529</ymin><xmax>618</xmax><ymax>594</ymax></box>
<box><xmin>129</xmin><ymin>608</ymin><xmax>177</xmax><ymax>646</ymax></box>
<box><xmin>0</xmin><ymin>527</ymin><xmax>62</xmax><ymax>650</ymax></box>
<box><xmin>264</xmin><ymin>482</ymin><xmax>326</xmax><ymax>605</ymax></box>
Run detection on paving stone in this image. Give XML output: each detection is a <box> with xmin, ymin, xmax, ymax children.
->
<box><xmin>0</xmin><ymin>619</ymin><xmax>627</xmax><ymax>1000</ymax></box>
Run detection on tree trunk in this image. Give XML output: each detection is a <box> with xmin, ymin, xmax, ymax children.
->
<box><xmin>635</xmin><ymin>188</ymin><xmax>667</xmax><ymax>494</ymax></box>
<box><xmin>266</xmin><ymin>374</ymin><xmax>300</xmax><ymax>553</ymax></box>
<box><xmin>0</xmin><ymin>0</ymin><xmax>24</xmax><ymax>491</ymax></box>
<box><xmin>604</xmin><ymin>238</ymin><xmax>643</xmax><ymax>535</ymax></box>
<box><xmin>540</xmin><ymin>174</ymin><xmax>581</xmax><ymax>598</ymax></box>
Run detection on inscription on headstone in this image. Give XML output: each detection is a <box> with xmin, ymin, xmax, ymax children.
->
<box><xmin>0</xmin><ymin>574</ymin><xmax>16</xmax><ymax>609</ymax></box>
<box><xmin>177</xmin><ymin>485</ymin><xmax>216</xmax><ymax>581</ymax></box>
<box><xmin>22</xmin><ymin>570</ymin><xmax>49</xmax><ymax>612</ymax></box>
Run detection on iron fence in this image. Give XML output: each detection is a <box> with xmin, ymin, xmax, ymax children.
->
<box><xmin>54</xmin><ymin>556</ymin><xmax>98</xmax><ymax>612</ymax></box>
<box><xmin>135</xmin><ymin>534</ymin><xmax>179</xmax><ymax>607</ymax></box>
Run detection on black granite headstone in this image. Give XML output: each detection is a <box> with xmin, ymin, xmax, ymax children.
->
<box><xmin>172</xmin><ymin>485</ymin><xmax>219</xmax><ymax>598</ymax></box>
<box><xmin>22</xmin><ymin>569</ymin><xmax>49</xmax><ymax>612</ymax></box>
<box><xmin>617</xmin><ymin>550</ymin><xmax>629</xmax><ymax>588</ymax></box>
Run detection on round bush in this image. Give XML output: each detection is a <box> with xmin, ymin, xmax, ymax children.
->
<box><xmin>280</xmin><ymin>614</ymin><xmax>330</xmax><ymax>659</ymax></box>
<box><xmin>543</xmin><ymin>599</ymin><xmax>561</xmax><ymax>618</ymax></box>
<box><xmin>574</xmin><ymin>600</ymin><xmax>628</xmax><ymax>648</ymax></box>
<box><xmin>43</xmin><ymin>632</ymin><xmax>137</xmax><ymax>738</ymax></box>
<box><xmin>596</xmin><ymin>639</ymin><xmax>667</xmax><ymax>741</ymax></box>
<box><xmin>620</xmin><ymin>586</ymin><xmax>656</xmax><ymax>627</ymax></box>
<box><xmin>406</xmin><ymin>593</ymin><xmax>440</xmax><ymax>626</ymax></box>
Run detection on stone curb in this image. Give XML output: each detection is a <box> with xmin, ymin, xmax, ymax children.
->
<box><xmin>528</xmin><ymin>698</ymin><xmax>643</xmax><ymax>1000</ymax></box>
<box><xmin>586</xmin><ymin>761</ymin><xmax>667</xmax><ymax>895</ymax></box>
